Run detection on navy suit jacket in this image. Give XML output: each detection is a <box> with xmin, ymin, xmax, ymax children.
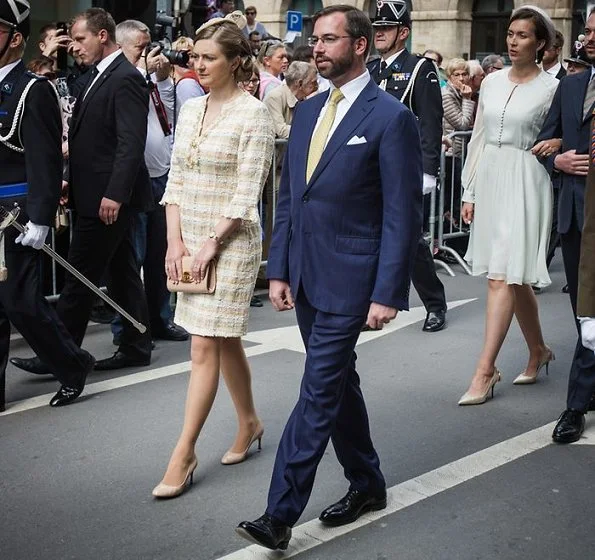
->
<box><xmin>266</xmin><ymin>78</ymin><xmax>423</xmax><ymax>316</ymax></box>
<box><xmin>537</xmin><ymin>71</ymin><xmax>593</xmax><ymax>233</ymax></box>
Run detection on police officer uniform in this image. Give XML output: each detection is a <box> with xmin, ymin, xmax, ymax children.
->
<box><xmin>367</xmin><ymin>0</ymin><xmax>447</xmax><ymax>332</ymax></box>
<box><xmin>0</xmin><ymin>0</ymin><xmax>94</xmax><ymax>410</ymax></box>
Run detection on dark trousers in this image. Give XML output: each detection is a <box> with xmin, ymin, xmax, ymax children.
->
<box><xmin>560</xmin><ymin>215</ymin><xmax>595</xmax><ymax>411</ymax></box>
<box><xmin>56</xmin><ymin>208</ymin><xmax>152</xmax><ymax>359</ymax></box>
<box><xmin>412</xmin><ymin>235</ymin><xmax>447</xmax><ymax>313</ymax></box>
<box><xmin>266</xmin><ymin>288</ymin><xmax>385</xmax><ymax>526</ymax></box>
<box><xmin>112</xmin><ymin>173</ymin><xmax>172</xmax><ymax>337</ymax></box>
<box><xmin>546</xmin><ymin>187</ymin><xmax>561</xmax><ymax>268</ymax></box>
<box><xmin>0</xmin><ymin>244</ymin><xmax>91</xmax><ymax>409</ymax></box>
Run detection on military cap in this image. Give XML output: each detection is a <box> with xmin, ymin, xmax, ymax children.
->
<box><xmin>0</xmin><ymin>0</ymin><xmax>30</xmax><ymax>39</ymax></box>
<box><xmin>373</xmin><ymin>0</ymin><xmax>412</xmax><ymax>28</ymax></box>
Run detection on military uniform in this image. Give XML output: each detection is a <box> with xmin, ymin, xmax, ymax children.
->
<box><xmin>369</xmin><ymin>0</ymin><xmax>447</xmax><ymax>331</ymax></box>
<box><xmin>0</xmin><ymin>1</ymin><xmax>93</xmax><ymax>410</ymax></box>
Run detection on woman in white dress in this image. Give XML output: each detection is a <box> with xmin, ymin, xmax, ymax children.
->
<box><xmin>458</xmin><ymin>6</ymin><xmax>558</xmax><ymax>405</ymax></box>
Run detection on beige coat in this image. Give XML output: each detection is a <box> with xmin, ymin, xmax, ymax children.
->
<box><xmin>263</xmin><ymin>83</ymin><xmax>297</xmax><ymax>139</ymax></box>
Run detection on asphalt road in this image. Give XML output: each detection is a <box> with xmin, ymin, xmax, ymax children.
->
<box><xmin>1</xmin><ymin>254</ymin><xmax>594</xmax><ymax>560</ymax></box>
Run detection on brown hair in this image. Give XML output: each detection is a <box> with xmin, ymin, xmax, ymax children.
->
<box><xmin>509</xmin><ymin>7</ymin><xmax>553</xmax><ymax>63</ymax></box>
<box><xmin>195</xmin><ymin>20</ymin><xmax>254</xmax><ymax>81</ymax></box>
<box><xmin>71</xmin><ymin>8</ymin><xmax>117</xmax><ymax>43</ymax></box>
<box><xmin>27</xmin><ymin>56</ymin><xmax>55</xmax><ymax>75</ymax></box>
<box><xmin>312</xmin><ymin>5</ymin><xmax>373</xmax><ymax>58</ymax></box>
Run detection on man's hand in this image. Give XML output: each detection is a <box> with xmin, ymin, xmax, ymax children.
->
<box><xmin>365</xmin><ymin>302</ymin><xmax>397</xmax><ymax>330</ymax></box>
<box><xmin>553</xmin><ymin>149</ymin><xmax>590</xmax><ymax>176</ymax></box>
<box><xmin>580</xmin><ymin>317</ymin><xmax>595</xmax><ymax>353</ymax></box>
<box><xmin>98</xmin><ymin>197</ymin><xmax>122</xmax><ymax>225</ymax></box>
<box><xmin>15</xmin><ymin>222</ymin><xmax>49</xmax><ymax>250</ymax></box>
<box><xmin>269</xmin><ymin>279</ymin><xmax>294</xmax><ymax>311</ymax></box>
<box><xmin>145</xmin><ymin>46</ymin><xmax>171</xmax><ymax>81</ymax></box>
<box><xmin>41</xmin><ymin>32</ymin><xmax>71</xmax><ymax>58</ymax></box>
<box><xmin>461</xmin><ymin>202</ymin><xmax>475</xmax><ymax>224</ymax></box>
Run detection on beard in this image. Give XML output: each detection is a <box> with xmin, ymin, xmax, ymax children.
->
<box><xmin>316</xmin><ymin>48</ymin><xmax>355</xmax><ymax>80</ymax></box>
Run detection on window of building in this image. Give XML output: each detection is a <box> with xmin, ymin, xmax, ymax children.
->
<box><xmin>471</xmin><ymin>0</ymin><xmax>513</xmax><ymax>61</ymax></box>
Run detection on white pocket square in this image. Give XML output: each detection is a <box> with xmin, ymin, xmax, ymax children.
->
<box><xmin>346</xmin><ymin>135</ymin><xmax>367</xmax><ymax>146</ymax></box>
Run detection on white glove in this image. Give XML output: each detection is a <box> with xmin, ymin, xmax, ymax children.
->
<box><xmin>579</xmin><ymin>317</ymin><xmax>595</xmax><ymax>353</ymax></box>
<box><xmin>422</xmin><ymin>173</ymin><xmax>437</xmax><ymax>195</ymax></box>
<box><xmin>15</xmin><ymin>221</ymin><xmax>49</xmax><ymax>250</ymax></box>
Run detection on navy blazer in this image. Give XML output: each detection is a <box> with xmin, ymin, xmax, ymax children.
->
<box><xmin>537</xmin><ymin>70</ymin><xmax>593</xmax><ymax>233</ymax></box>
<box><xmin>266</xmin><ymin>78</ymin><xmax>423</xmax><ymax>316</ymax></box>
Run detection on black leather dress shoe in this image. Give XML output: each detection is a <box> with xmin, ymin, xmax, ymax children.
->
<box><xmin>9</xmin><ymin>356</ymin><xmax>52</xmax><ymax>375</ymax></box>
<box><xmin>152</xmin><ymin>322</ymin><xmax>189</xmax><ymax>342</ymax></box>
<box><xmin>94</xmin><ymin>351</ymin><xmax>150</xmax><ymax>371</ymax></box>
<box><xmin>562</xmin><ymin>284</ymin><xmax>569</xmax><ymax>294</ymax></box>
<box><xmin>319</xmin><ymin>489</ymin><xmax>387</xmax><ymax>527</ymax></box>
<box><xmin>49</xmin><ymin>356</ymin><xmax>95</xmax><ymax>407</ymax></box>
<box><xmin>250</xmin><ymin>296</ymin><xmax>263</xmax><ymax>307</ymax></box>
<box><xmin>422</xmin><ymin>310</ymin><xmax>446</xmax><ymax>332</ymax></box>
<box><xmin>552</xmin><ymin>409</ymin><xmax>585</xmax><ymax>443</ymax></box>
<box><xmin>236</xmin><ymin>514</ymin><xmax>292</xmax><ymax>550</ymax></box>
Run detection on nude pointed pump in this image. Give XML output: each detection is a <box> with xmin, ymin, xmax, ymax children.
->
<box><xmin>152</xmin><ymin>456</ymin><xmax>198</xmax><ymax>499</ymax></box>
<box><xmin>458</xmin><ymin>368</ymin><xmax>501</xmax><ymax>406</ymax></box>
<box><xmin>221</xmin><ymin>426</ymin><xmax>264</xmax><ymax>465</ymax></box>
<box><xmin>513</xmin><ymin>349</ymin><xmax>555</xmax><ymax>385</ymax></box>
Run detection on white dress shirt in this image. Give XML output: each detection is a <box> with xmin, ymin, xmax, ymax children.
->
<box><xmin>313</xmin><ymin>69</ymin><xmax>371</xmax><ymax>149</ymax></box>
<box><xmin>380</xmin><ymin>49</ymin><xmax>405</xmax><ymax>70</ymax></box>
<box><xmin>544</xmin><ymin>61</ymin><xmax>562</xmax><ymax>78</ymax></box>
<box><xmin>83</xmin><ymin>48</ymin><xmax>122</xmax><ymax>100</ymax></box>
<box><xmin>0</xmin><ymin>59</ymin><xmax>21</xmax><ymax>85</ymax></box>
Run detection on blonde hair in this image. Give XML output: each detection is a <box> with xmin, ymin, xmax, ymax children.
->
<box><xmin>172</xmin><ymin>36</ymin><xmax>194</xmax><ymax>51</ymax></box>
<box><xmin>195</xmin><ymin>20</ymin><xmax>254</xmax><ymax>81</ymax></box>
<box><xmin>445</xmin><ymin>58</ymin><xmax>469</xmax><ymax>79</ymax></box>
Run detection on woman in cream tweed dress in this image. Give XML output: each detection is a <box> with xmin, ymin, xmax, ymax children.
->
<box><xmin>152</xmin><ymin>18</ymin><xmax>274</xmax><ymax>499</ymax></box>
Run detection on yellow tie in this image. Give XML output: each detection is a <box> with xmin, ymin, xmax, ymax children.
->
<box><xmin>306</xmin><ymin>88</ymin><xmax>345</xmax><ymax>182</ymax></box>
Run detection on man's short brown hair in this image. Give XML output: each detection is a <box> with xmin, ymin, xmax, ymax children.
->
<box><xmin>71</xmin><ymin>8</ymin><xmax>116</xmax><ymax>43</ymax></box>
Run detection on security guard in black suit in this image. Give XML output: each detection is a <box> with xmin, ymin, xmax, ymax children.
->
<box><xmin>367</xmin><ymin>0</ymin><xmax>447</xmax><ymax>332</ymax></box>
<box><xmin>0</xmin><ymin>0</ymin><xmax>94</xmax><ymax>411</ymax></box>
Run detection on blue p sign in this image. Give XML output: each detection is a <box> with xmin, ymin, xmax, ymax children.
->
<box><xmin>287</xmin><ymin>10</ymin><xmax>303</xmax><ymax>33</ymax></box>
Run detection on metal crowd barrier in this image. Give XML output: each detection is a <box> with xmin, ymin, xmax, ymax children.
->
<box><xmin>431</xmin><ymin>130</ymin><xmax>474</xmax><ymax>276</ymax></box>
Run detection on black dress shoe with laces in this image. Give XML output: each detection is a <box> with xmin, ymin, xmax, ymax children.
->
<box><xmin>422</xmin><ymin>310</ymin><xmax>446</xmax><ymax>332</ymax></box>
<box><xmin>236</xmin><ymin>513</ymin><xmax>292</xmax><ymax>550</ymax></box>
<box><xmin>94</xmin><ymin>351</ymin><xmax>150</xmax><ymax>371</ymax></box>
<box><xmin>319</xmin><ymin>489</ymin><xmax>387</xmax><ymax>527</ymax></box>
<box><xmin>152</xmin><ymin>322</ymin><xmax>189</xmax><ymax>342</ymax></box>
<box><xmin>552</xmin><ymin>409</ymin><xmax>585</xmax><ymax>443</ymax></box>
<box><xmin>49</xmin><ymin>356</ymin><xmax>95</xmax><ymax>407</ymax></box>
<box><xmin>9</xmin><ymin>356</ymin><xmax>52</xmax><ymax>375</ymax></box>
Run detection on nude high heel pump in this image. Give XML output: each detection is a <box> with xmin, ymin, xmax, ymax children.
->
<box><xmin>221</xmin><ymin>426</ymin><xmax>264</xmax><ymax>465</ymax></box>
<box><xmin>458</xmin><ymin>368</ymin><xmax>501</xmax><ymax>406</ymax></box>
<box><xmin>513</xmin><ymin>349</ymin><xmax>555</xmax><ymax>385</ymax></box>
<box><xmin>152</xmin><ymin>456</ymin><xmax>198</xmax><ymax>499</ymax></box>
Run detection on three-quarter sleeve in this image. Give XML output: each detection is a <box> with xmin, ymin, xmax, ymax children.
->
<box><xmin>461</xmin><ymin>87</ymin><xmax>485</xmax><ymax>204</ymax></box>
<box><xmin>160</xmin><ymin>100</ymin><xmax>195</xmax><ymax>206</ymax></box>
<box><xmin>223</xmin><ymin>104</ymin><xmax>275</xmax><ymax>223</ymax></box>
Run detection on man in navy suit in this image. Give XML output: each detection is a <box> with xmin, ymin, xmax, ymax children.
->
<box><xmin>536</xmin><ymin>9</ymin><xmax>595</xmax><ymax>443</ymax></box>
<box><xmin>237</xmin><ymin>5</ymin><xmax>422</xmax><ymax>550</ymax></box>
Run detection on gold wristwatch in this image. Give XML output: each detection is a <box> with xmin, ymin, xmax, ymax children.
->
<box><xmin>209</xmin><ymin>231</ymin><xmax>224</xmax><ymax>245</ymax></box>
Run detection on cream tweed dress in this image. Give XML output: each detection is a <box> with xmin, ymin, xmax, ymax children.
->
<box><xmin>161</xmin><ymin>91</ymin><xmax>274</xmax><ymax>337</ymax></box>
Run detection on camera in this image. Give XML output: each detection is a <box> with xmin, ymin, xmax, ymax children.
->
<box><xmin>56</xmin><ymin>21</ymin><xmax>68</xmax><ymax>72</ymax></box>
<box><xmin>148</xmin><ymin>42</ymin><xmax>190</xmax><ymax>67</ymax></box>
<box><xmin>150</xmin><ymin>11</ymin><xmax>190</xmax><ymax>67</ymax></box>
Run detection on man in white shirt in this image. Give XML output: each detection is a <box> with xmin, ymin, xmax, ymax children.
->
<box><xmin>116</xmin><ymin>20</ymin><xmax>188</xmax><ymax>343</ymax></box>
<box><xmin>542</xmin><ymin>30</ymin><xmax>566</xmax><ymax>80</ymax></box>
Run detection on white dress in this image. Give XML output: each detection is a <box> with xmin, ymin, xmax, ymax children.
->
<box><xmin>461</xmin><ymin>68</ymin><xmax>558</xmax><ymax>288</ymax></box>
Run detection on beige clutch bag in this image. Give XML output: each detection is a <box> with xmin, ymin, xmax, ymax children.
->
<box><xmin>167</xmin><ymin>256</ymin><xmax>217</xmax><ymax>294</ymax></box>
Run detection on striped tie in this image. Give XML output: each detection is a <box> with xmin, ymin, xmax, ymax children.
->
<box><xmin>306</xmin><ymin>88</ymin><xmax>345</xmax><ymax>182</ymax></box>
<box><xmin>591</xmin><ymin>108</ymin><xmax>595</xmax><ymax>165</ymax></box>
<box><xmin>584</xmin><ymin>75</ymin><xmax>595</xmax><ymax>120</ymax></box>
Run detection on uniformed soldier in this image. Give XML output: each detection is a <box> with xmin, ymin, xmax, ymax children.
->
<box><xmin>367</xmin><ymin>0</ymin><xmax>448</xmax><ymax>332</ymax></box>
<box><xmin>0</xmin><ymin>0</ymin><xmax>95</xmax><ymax>410</ymax></box>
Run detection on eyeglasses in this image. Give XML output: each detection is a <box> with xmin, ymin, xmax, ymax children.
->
<box><xmin>242</xmin><ymin>78</ymin><xmax>260</xmax><ymax>85</ymax></box>
<box><xmin>245</xmin><ymin>11</ymin><xmax>256</xmax><ymax>15</ymax></box>
<box><xmin>307</xmin><ymin>35</ymin><xmax>352</xmax><ymax>47</ymax></box>
<box><xmin>451</xmin><ymin>72</ymin><xmax>469</xmax><ymax>78</ymax></box>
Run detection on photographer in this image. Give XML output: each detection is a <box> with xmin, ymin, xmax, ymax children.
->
<box><xmin>115</xmin><ymin>19</ymin><xmax>188</xmax><ymax>343</ymax></box>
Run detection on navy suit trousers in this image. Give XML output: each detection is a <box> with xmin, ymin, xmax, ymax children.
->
<box><xmin>266</xmin><ymin>288</ymin><xmax>386</xmax><ymax>526</ymax></box>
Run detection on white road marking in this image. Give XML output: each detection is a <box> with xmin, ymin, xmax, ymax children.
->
<box><xmin>215</xmin><ymin>421</ymin><xmax>571</xmax><ymax>560</ymax></box>
<box><xmin>0</xmin><ymin>299</ymin><xmax>476</xmax><ymax>416</ymax></box>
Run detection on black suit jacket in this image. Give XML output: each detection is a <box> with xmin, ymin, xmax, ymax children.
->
<box><xmin>536</xmin><ymin>70</ymin><xmax>592</xmax><ymax>234</ymax></box>
<box><xmin>69</xmin><ymin>53</ymin><xmax>153</xmax><ymax>217</ymax></box>
<box><xmin>0</xmin><ymin>61</ymin><xmax>62</xmax><ymax>228</ymax></box>
<box><xmin>367</xmin><ymin>50</ymin><xmax>443</xmax><ymax>176</ymax></box>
